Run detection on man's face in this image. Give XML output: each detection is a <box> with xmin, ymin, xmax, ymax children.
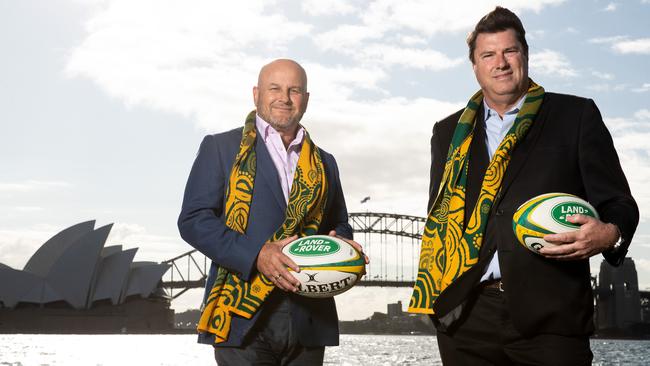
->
<box><xmin>472</xmin><ymin>29</ymin><xmax>529</xmax><ymax>108</ymax></box>
<box><xmin>253</xmin><ymin>61</ymin><xmax>309</xmax><ymax>133</ymax></box>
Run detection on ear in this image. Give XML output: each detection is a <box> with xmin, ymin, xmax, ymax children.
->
<box><xmin>253</xmin><ymin>86</ymin><xmax>259</xmax><ymax>106</ymax></box>
<box><xmin>301</xmin><ymin>92</ymin><xmax>310</xmax><ymax>113</ymax></box>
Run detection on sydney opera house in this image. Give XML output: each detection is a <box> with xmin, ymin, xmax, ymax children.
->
<box><xmin>0</xmin><ymin>221</ymin><xmax>173</xmax><ymax>333</ymax></box>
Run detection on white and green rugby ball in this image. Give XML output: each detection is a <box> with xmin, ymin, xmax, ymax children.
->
<box><xmin>282</xmin><ymin>235</ymin><xmax>364</xmax><ymax>298</ymax></box>
<box><xmin>513</xmin><ymin>193</ymin><xmax>599</xmax><ymax>254</ymax></box>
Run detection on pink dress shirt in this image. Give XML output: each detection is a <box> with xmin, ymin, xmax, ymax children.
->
<box><xmin>255</xmin><ymin>115</ymin><xmax>305</xmax><ymax>203</ymax></box>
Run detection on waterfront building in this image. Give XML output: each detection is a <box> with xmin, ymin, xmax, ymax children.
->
<box><xmin>0</xmin><ymin>221</ymin><xmax>172</xmax><ymax>333</ymax></box>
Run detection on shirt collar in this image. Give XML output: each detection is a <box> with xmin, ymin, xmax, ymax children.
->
<box><xmin>483</xmin><ymin>94</ymin><xmax>527</xmax><ymax>120</ymax></box>
<box><xmin>255</xmin><ymin>114</ymin><xmax>305</xmax><ymax>148</ymax></box>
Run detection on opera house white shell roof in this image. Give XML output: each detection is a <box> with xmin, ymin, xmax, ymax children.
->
<box><xmin>0</xmin><ymin>221</ymin><xmax>170</xmax><ymax>309</ymax></box>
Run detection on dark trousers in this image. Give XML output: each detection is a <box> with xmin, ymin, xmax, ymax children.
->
<box><xmin>436</xmin><ymin>287</ymin><xmax>593</xmax><ymax>366</ymax></box>
<box><xmin>214</xmin><ymin>296</ymin><xmax>325</xmax><ymax>366</ymax></box>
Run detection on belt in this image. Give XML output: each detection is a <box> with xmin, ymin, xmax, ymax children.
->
<box><xmin>481</xmin><ymin>279</ymin><xmax>504</xmax><ymax>292</ymax></box>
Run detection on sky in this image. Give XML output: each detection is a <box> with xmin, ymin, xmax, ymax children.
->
<box><xmin>1</xmin><ymin>0</ymin><xmax>649</xmax><ymax>320</ymax></box>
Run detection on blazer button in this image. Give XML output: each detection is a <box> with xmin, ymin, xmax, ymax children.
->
<box><xmin>495</xmin><ymin>209</ymin><xmax>504</xmax><ymax>216</ymax></box>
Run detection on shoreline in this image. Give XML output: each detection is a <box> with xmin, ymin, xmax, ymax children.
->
<box><xmin>3</xmin><ymin>330</ymin><xmax>650</xmax><ymax>341</ymax></box>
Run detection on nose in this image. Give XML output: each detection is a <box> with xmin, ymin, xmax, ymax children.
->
<box><xmin>278</xmin><ymin>89</ymin><xmax>292</xmax><ymax>104</ymax></box>
<box><xmin>496</xmin><ymin>52</ymin><xmax>509</xmax><ymax>70</ymax></box>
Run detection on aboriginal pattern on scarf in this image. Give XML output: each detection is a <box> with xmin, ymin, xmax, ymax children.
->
<box><xmin>197</xmin><ymin>110</ymin><xmax>328</xmax><ymax>343</ymax></box>
<box><xmin>409</xmin><ymin>81</ymin><xmax>545</xmax><ymax>314</ymax></box>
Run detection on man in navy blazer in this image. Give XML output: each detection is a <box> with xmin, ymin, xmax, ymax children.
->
<box><xmin>178</xmin><ymin>59</ymin><xmax>360</xmax><ymax>365</ymax></box>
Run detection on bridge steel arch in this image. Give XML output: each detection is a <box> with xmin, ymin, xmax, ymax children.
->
<box><xmin>161</xmin><ymin>249</ymin><xmax>208</xmax><ymax>299</ymax></box>
<box><xmin>349</xmin><ymin>212</ymin><xmax>424</xmax><ymax>287</ymax></box>
<box><xmin>161</xmin><ymin>212</ymin><xmax>426</xmax><ymax>298</ymax></box>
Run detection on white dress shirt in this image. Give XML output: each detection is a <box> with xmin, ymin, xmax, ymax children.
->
<box><xmin>480</xmin><ymin>96</ymin><xmax>526</xmax><ymax>282</ymax></box>
<box><xmin>255</xmin><ymin>115</ymin><xmax>305</xmax><ymax>203</ymax></box>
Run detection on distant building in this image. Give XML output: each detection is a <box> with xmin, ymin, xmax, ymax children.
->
<box><xmin>0</xmin><ymin>221</ymin><xmax>172</xmax><ymax>333</ymax></box>
<box><xmin>339</xmin><ymin>300</ymin><xmax>435</xmax><ymax>335</ymax></box>
<box><xmin>595</xmin><ymin>257</ymin><xmax>647</xmax><ymax>337</ymax></box>
<box><xmin>387</xmin><ymin>300</ymin><xmax>403</xmax><ymax>317</ymax></box>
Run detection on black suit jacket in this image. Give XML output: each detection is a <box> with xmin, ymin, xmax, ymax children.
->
<box><xmin>428</xmin><ymin>93</ymin><xmax>638</xmax><ymax>337</ymax></box>
<box><xmin>178</xmin><ymin>127</ymin><xmax>353</xmax><ymax>346</ymax></box>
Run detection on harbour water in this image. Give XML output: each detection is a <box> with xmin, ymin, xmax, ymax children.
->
<box><xmin>1</xmin><ymin>334</ymin><xmax>649</xmax><ymax>365</ymax></box>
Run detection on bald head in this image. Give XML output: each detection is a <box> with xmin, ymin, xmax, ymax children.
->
<box><xmin>253</xmin><ymin>59</ymin><xmax>310</xmax><ymax>139</ymax></box>
<box><xmin>257</xmin><ymin>59</ymin><xmax>308</xmax><ymax>91</ymax></box>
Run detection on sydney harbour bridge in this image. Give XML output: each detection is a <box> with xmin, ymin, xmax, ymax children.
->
<box><xmin>160</xmin><ymin>211</ymin><xmax>650</xmax><ymax>331</ymax></box>
<box><xmin>161</xmin><ymin>212</ymin><xmax>425</xmax><ymax>299</ymax></box>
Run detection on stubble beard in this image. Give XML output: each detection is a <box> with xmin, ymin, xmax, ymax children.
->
<box><xmin>262</xmin><ymin>109</ymin><xmax>304</xmax><ymax>134</ymax></box>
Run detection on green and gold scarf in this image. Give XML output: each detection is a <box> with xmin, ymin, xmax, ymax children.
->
<box><xmin>197</xmin><ymin>111</ymin><xmax>328</xmax><ymax>343</ymax></box>
<box><xmin>409</xmin><ymin>80</ymin><xmax>544</xmax><ymax>314</ymax></box>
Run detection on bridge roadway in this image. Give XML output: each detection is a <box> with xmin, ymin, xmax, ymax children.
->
<box><xmin>162</xmin><ymin>212</ymin><xmax>423</xmax><ymax>298</ymax></box>
<box><xmin>162</xmin><ymin>212</ymin><xmax>646</xmax><ymax>304</ymax></box>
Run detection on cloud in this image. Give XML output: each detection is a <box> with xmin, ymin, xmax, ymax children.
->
<box><xmin>313</xmin><ymin>0</ymin><xmax>565</xmax><ymax>60</ymax></box>
<box><xmin>106</xmin><ymin>222</ymin><xmax>184</xmax><ymax>262</ymax></box>
<box><xmin>634</xmin><ymin>109</ymin><xmax>650</xmax><ymax>120</ymax></box>
<box><xmin>303</xmin><ymin>63</ymin><xmax>389</xmax><ymax>101</ymax></box>
<box><xmin>637</xmin><ymin>259</ymin><xmax>650</xmax><ymax>272</ymax></box>
<box><xmin>0</xmin><ymin>180</ymin><xmax>72</xmax><ymax>193</ymax></box>
<box><xmin>529</xmin><ymin>49</ymin><xmax>578</xmax><ymax>77</ymax></box>
<box><xmin>632</xmin><ymin>83</ymin><xmax>650</xmax><ymax>93</ymax></box>
<box><xmin>399</xmin><ymin>35</ymin><xmax>428</xmax><ymax>46</ymax></box>
<box><xmin>528</xmin><ymin>29</ymin><xmax>546</xmax><ymax>40</ymax></box>
<box><xmin>107</xmin><ymin>222</ymin><xmax>147</xmax><ymax>241</ymax></box>
<box><xmin>588</xmin><ymin>35</ymin><xmax>628</xmax><ymax>44</ymax></box>
<box><xmin>604</xmin><ymin>110</ymin><xmax>650</xmax><ymax>222</ymax></box>
<box><xmin>603</xmin><ymin>2</ymin><xmax>617</xmax><ymax>11</ymax></box>
<box><xmin>67</xmin><ymin>1</ymin><xmax>313</xmax><ymax>131</ymax></box>
<box><xmin>301</xmin><ymin>0</ymin><xmax>356</xmax><ymax>16</ymax></box>
<box><xmin>304</xmin><ymin>95</ymin><xmax>462</xmax><ymax>216</ymax></box>
<box><xmin>355</xmin><ymin>44</ymin><xmax>465</xmax><ymax>71</ymax></box>
<box><xmin>66</xmin><ymin>0</ymin><xmax>108</xmax><ymax>5</ymax></box>
<box><xmin>0</xmin><ymin>225</ymin><xmax>63</xmax><ymax>269</ymax></box>
<box><xmin>66</xmin><ymin>0</ymin><xmax>567</xmax><ymax>133</ymax></box>
<box><xmin>589</xmin><ymin>36</ymin><xmax>650</xmax><ymax>54</ymax></box>
<box><xmin>586</xmin><ymin>83</ymin><xmax>627</xmax><ymax>92</ymax></box>
<box><xmin>357</xmin><ymin>0</ymin><xmax>564</xmax><ymax>37</ymax></box>
<box><xmin>64</xmin><ymin>0</ymin><xmax>569</xmax><ymax>218</ymax></box>
<box><xmin>315</xmin><ymin>24</ymin><xmax>384</xmax><ymax>51</ymax></box>
<box><xmin>612</xmin><ymin>38</ymin><xmax>650</xmax><ymax>54</ymax></box>
<box><xmin>591</xmin><ymin>70</ymin><xmax>614</xmax><ymax>80</ymax></box>
<box><xmin>13</xmin><ymin>206</ymin><xmax>45</xmax><ymax>212</ymax></box>
<box><xmin>315</xmin><ymin>28</ymin><xmax>464</xmax><ymax>71</ymax></box>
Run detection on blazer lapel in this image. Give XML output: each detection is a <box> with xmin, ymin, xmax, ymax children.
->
<box><xmin>465</xmin><ymin>106</ymin><xmax>490</xmax><ymax>228</ymax></box>
<box><xmin>255</xmin><ymin>132</ymin><xmax>287</xmax><ymax>212</ymax></box>
<box><xmin>498</xmin><ymin>96</ymin><xmax>548</xmax><ymax>198</ymax></box>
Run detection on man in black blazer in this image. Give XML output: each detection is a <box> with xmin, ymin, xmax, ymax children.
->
<box><xmin>178</xmin><ymin>59</ymin><xmax>363</xmax><ymax>365</ymax></box>
<box><xmin>413</xmin><ymin>7</ymin><xmax>638</xmax><ymax>365</ymax></box>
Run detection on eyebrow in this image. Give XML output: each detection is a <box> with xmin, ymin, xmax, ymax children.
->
<box><xmin>479</xmin><ymin>45</ymin><xmax>520</xmax><ymax>55</ymax></box>
<box><xmin>268</xmin><ymin>83</ymin><xmax>304</xmax><ymax>91</ymax></box>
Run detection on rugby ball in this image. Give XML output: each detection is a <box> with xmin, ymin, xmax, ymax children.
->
<box><xmin>282</xmin><ymin>235</ymin><xmax>364</xmax><ymax>298</ymax></box>
<box><xmin>512</xmin><ymin>193</ymin><xmax>599</xmax><ymax>254</ymax></box>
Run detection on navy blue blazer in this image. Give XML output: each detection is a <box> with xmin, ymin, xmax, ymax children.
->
<box><xmin>178</xmin><ymin>126</ymin><xmax>353</xmax><ymax>347</ymax></box>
